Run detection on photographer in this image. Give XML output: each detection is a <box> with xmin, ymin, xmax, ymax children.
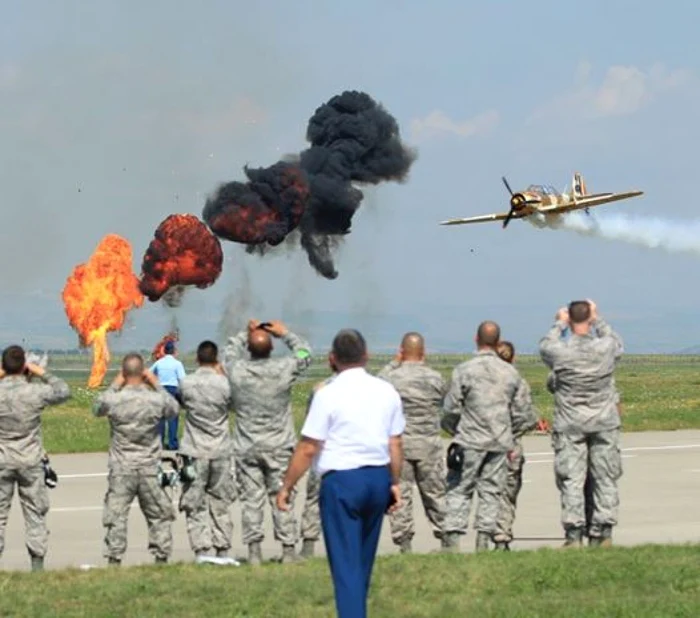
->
<box><xmin>0</xmin><ymin>345</ymin><xmax>70</xmax><ymax>571</ymax></box>
<box><xmin>539</xmin><ymin>300</ymin><xmax>624</xmax><ymax>548</ymax></box>
<box><xmin>223</xmin><ymin>319</ymin><xmax>312</xmax><ymax>565</ymax></box>
<box><xmin>93</xmin><ymin>353</ymin><xmax>179</xmax><ymax>565</ymax></box>
<box><xmin>178</xmin><ymin>341</ymin><xmax>236</xmax><ymax>561</ymax></box>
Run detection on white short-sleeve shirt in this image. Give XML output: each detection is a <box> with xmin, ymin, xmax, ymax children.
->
<box><xmin>301</xmin><ymin>367</ymin><xmax>406</xmax><ymax>476</ymax></box>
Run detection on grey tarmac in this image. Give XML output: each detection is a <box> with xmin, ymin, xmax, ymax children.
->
<box><xmin>1</xmin><ymin>430</ymin><xmax>699</xmax><ymax>570</ymax></box>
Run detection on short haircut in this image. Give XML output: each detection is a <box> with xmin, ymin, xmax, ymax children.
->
<box><xmin>197</xmin><ymin>340</ymin><xmax>218</xmax><ymax>365</ymax></box>
<box><xmin>497</xmin><ymin>341</ymin><xmax>515</xmax><ymax>364</ymax></box>
<box><xmin>476</xmin><ymin>321</ymin><xmax>500</xmax><ymax>347</ymax></box>
<box><xmin>2</xmin><ymin>345</ymin><xmax>25</xmax><ymax>375</ymax></box>
<box><xmin>331</xmin><ymin>329</ymin><xmax>367</xmax><ymax>365</ymax></box>
<box><xmin>164</xmin><ymin>340</ymin><xmax>175</xmax><ymax>354</ymax></box>
<box><xmin>568</xmin><ymin>301</ymin><xmax>591</xmax><ymax>324</ymax></box>
<box><xmin>122</xmin><ymin>353</ymin><xmax>144</xmax><ymax>378</ymax></box>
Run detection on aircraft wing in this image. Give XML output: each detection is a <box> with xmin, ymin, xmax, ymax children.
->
<box><xmin>439</xmin><ymin>211</ymin><xmax>526</xmax><ymax>225</ymax></box>
<box><xmin>538</xmin><ymin>191</ymin><xmax>643</xmax><ymax>215</ymax></box>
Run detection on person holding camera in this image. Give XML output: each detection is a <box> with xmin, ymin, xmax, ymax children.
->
<box><xmin>377</xmin><ymin>332</ymin><xmax>448</xmax><ymax>553</ymax></box>
<box><xmin>441</xmin><ymin>321</ymin><xmax>536</xmax><ymax>553</ymax></box>
<box><xmin>178</xmin><ymin>340</ymin><xmax>236</xmax><ymax>561</ymax></box>
<box><xmin>223</xmin><ymin>319</ymin><xmax>312</xmax><ymax>565</ymax></box>
<box><xmin>93</xmin><ymin>353</ymin><xmax>179</xmax><ymax>566</ymax></box>
<box><xmin>539</xmin><ymin>300</ymin><xmax>624</xmax><ymax>548</ymax></box>
<box><xmin>0</xmin><ymin>345</ymin><xmax>70</xmax><ymax>571</ymax></box>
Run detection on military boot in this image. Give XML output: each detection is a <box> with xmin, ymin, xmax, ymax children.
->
<box><xmin>155</xmin><ymin>556</ymin><xmax>168</xmax><ymax>564</ymax></box>
<box><xmin>562</xmin><ymin>527</ymin><xmax>584</xmax><ymax>548</ymax></box>
<box><xmin>248</xmin><ymin>542</ymin><xmax>262</xmax><ymax>566</ymax></box>
<box><xmin>493</xmin><ymin>541</ymin><xmax>511</xmax><ymax>551</ymax></box>
<box><xmin>399</xmin><ymin>538</ymin><xmax>412</xmax><ymax>554</ymax></box>
<box><xmin>107</xmin><ymin>557</ymin><xmax>121</xmax><ymax>567</ymax></box>
<box><xmin>300</xmin><ymin>539</ymin><xmax>315</xmax><ymax>559</ymax></box>
<box><xmin>589</xmin><ymin>525</ymin><xmax>613</xmax><ymax>548</ymax></box>
<box><xmin>215</xmin><ymin>548</ymin><xmax>230</xmax><ymax>558</ymax></box>
<box><xmin>281</xmin><ymin>544</ymin><xmax>297</xmax><ymax>564</ymax></box>
<box><xmin>475</xmin><ymin>531</ymin><xmax>492</xmax><ymax>553</ymax></box>
<box><xmin>441</xmin><ymin>532</ymin><xmax>460</xmax><ymax>553</ymax></box>
<box><xmin>30</xmin><ymin>556</ymin><xmax>44</xmax><ymax>572</ymax></box>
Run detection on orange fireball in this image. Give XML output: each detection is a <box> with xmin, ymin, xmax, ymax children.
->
<box><xmin>62</xmin><ymin>234</ymin><xmax>144</xmax><ymax>388</ymax></box>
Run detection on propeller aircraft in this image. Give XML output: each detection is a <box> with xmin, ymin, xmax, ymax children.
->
<box><xmin>440</xmin><ymin>172</ymin><xmax>643</xmax><ymax>229</ymax></box>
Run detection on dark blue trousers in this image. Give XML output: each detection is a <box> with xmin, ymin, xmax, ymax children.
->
<box><xmin>320</xmin><ymin>465</ymin><xmax>391</xmax><ymax>618</ymax></box>
<box><xmin>158</xmin><ymin>385</ymin><xmax>181</xmax><ymax>451</ymax></box>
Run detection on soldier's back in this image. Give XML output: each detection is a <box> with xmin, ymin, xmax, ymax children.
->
<box><xmin>0</xmin><ymin>379</ymin><xmax>51</xmax><ymax>466</ymax></box>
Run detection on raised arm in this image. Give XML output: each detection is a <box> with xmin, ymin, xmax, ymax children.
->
<box><xmin>281</xmin><ymin>331</ymin><xmax>312</xmax><ymax>376</ymax></box>
<box><xmin>36</xmin><ymin>372</ymin><xmax>71</xmax><ymax>407</ymax></box>
<box><xmin>92</xmin><ymin>383</ymin><xmax>122</xmax><ymax>417</ymax></box>
<box><xmin>591</xmin><ymin>318</ymin><xmax>624</xmax><ymax>360</ymax></box>
<box><xmin>222</xmin><ymin>330</ymin><xmax>249</xmax><ymax>371</ymax></box>
<box><xmin>377</xmin><ymin>357</ymin><xmax>401</xmax><ymax>380</ymax></box>
<box><xmin>539</xmin><ymin>319</ymin><xmax>568</xmax><ymax>369</ymax></box>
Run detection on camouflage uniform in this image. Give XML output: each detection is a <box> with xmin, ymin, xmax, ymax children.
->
<box><xmin>493</xmin><ymin>378</ymin><xmax>537</xmax><ymax>547</ymax></box>
<box><xmin>0</xmin><ymin>372</ymin><xmax>70</xmax><ymax>568</ymax></box>
<box><xmin>299</xmin><ymin>377</ymin><xmax>335</xmax><ymax>558</ymax></box>
<box><xmin>178</xmin><ymin>367</ymin><xmax>236</xmax><ymax>557</ymax></box>
<box><xmin>377</xmin><ymin>359</ymin><xmax>447</xmax><ymax>551</ymax></box>
<box><xmin>539</xmin><ymin>318</ymin><xmax>624</xmax><ymax>546</ymax></box>
<box><xmin>223</xmin><ymin>330</ymin><xmax>312</xmax><ymax>562</ymax></box>
<box><xmin>441</xmin><ymin>350</ymin><xmax>537</xmax><ymax>551</ymax></box>
<box><xmin>93</xmin><ymin>383</ymin><xmax>180</xmax><ymax>563</ymax></box>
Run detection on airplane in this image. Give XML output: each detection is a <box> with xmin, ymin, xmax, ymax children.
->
<box><xmin>439</xmin><ymin>172</ymin><xmax>643</xmax><ymax>229</ymax></box>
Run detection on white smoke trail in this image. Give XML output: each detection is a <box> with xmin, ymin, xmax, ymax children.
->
<box><xmin>558</xmin><ymin>212</ymin><xmax>700</xmax><ymax>255</ymax></box>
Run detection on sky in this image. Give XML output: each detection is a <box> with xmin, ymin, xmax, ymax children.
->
<box><xmin>2</xmin><ymin>0</ymin><xmax>700</xmax><ymax>354</ymax></box>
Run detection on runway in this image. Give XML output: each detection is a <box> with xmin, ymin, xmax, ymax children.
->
<box><xmin>1</xmin><ymin>430</ymin><xmax>698</xmax><ymax>571</ymax></box>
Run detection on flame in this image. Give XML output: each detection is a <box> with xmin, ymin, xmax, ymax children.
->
<box><xmin>152</xmin><ymin>330</ymin><xmax>179</xmax><ymax>361</ymax></box>
<box><xmin>139</xmin><ymin>214</ymin><xmax>223</xmax><ymax>303</ymax></box>
<box><xmin>62</xmin><ymin>234</ymin><xmax>144</xmax><ymax>388</ymax></box>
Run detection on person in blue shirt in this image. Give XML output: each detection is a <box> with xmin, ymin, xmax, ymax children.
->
<box><xmin>150</xmin><ymin>341</ymin><xmax>186</xmax><ymax>451</ymax></box>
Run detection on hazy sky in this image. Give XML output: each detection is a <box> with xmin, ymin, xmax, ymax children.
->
<box><xmin>3</xmin><ymin>1</ymin><xmax>700</xmax><ymax>354</ymax></box>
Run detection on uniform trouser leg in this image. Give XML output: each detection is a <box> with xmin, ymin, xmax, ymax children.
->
<box><xmin>494</xmin><ymin>442</ymin><xmax>525</xmax><ymax>542</ymax></box>
<box><xmin>162</xmin><ymin>386</ymin><xmax>180</xmax><ymax>450</ymax></box>
<box><xmin>180</xmin><ymin>458</ymin><xmax>235</xmax><ymax>553</ymax></box>
<box><xmin>474</xmin><ymin>452</ymin><xmax>507</xmax><ymax>534</ymax></box>
<box><xmin>102</xmin><ymin>472</ymin><xmax>138</xmax><ymax>560</ymax></box>
<box><xmin>17</xmin><ymin>466</ymin><xmax>50</xmax><ymax>558</ymax></box>
<box><xmin>262</xmin><ymin>449</ymin><xmax>298</xmax><ymax>545</ymax></box>
<box><xmin>443</xmin><ymin>449</ymin><xmax>488</xmax><ymax>534</ymax></box>
<box><xmin>552</xmin><ymin>432</ymin><xmax>589</xmax><ymax>532</ymax></box>
<box><xmin>584</xmin><ymin>469</ymin><xmax>595</xmax><ymax>534</ymax></box>
<box><xmin>389</xmin><ymin>460</ymin><xmax>416</xmax><ymax>544</ymax></box>
<box><xmin>320</xmin><ymin>466</ymin><xmax>391</xmax><ymax>618</ymax></box>
<box><xmin>300</xmin><ymin>469</ymin><xmax>321</xmax><ymax>541</ymax></box>
<box><xmin>235</xmin><ymin>455</ymin><xmax>267</xmax><ymax>544</ymax></box>
<box><xmin>137</xmin><ymin>474</ymin><xmax>175</xmax><ymax>559</ymax></box>
<box><xmin>415</xmin><ymin>454</ymin><xmax>446</xmax><ymax>540</ymax></box>
<box><xmin>0</xmin><ymin>469</ymin><xmax>15</xmax><ymax>557</ymax></box>
<box><xmin>588</xmin><ymin>429</ymin><xmax>622</xmax><ymax>536</ymax></box>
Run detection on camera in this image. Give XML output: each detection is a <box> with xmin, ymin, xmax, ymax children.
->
<box><xmin>178</xmin><ymin>454</ymin><xmax>197</xmax><ymax>484</ymax></box>
<box><xmin>446</xmin><ymin>443</ymin><xmax>465</xmax><ymax>472</ymax></box>
<box><xmin>158</xmin><ymin>457</ymin><xmax>179</xmax><ymax>488</ymax></box>
<box><xmin>42</xmin><ymin>456</ymin><xmax>58</xmax><ymax>489</ymax></box>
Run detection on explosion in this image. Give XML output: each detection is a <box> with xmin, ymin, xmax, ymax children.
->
<box><xmin>151</xmin><ymin>328</ymin><xmax>180</xmax><ymax>361</ymax></box>
<box><xmin>203</xmin><ymin>162</ymin><xmax>310</xmax><ymax>247</ymax></box>
<box><xmin>203</xmin><ymin>90</ymin><xmax>416</xmax><ymax>279</ymax></box>
<box><xmin>62</xmin><ymin>234</ymin><xmax>144</xmax><ymax>388</ymax></box>
<box><xmin>139</xmin><ymin>214</ymin><xmax>224</xmax><ymax>307</ymax></box>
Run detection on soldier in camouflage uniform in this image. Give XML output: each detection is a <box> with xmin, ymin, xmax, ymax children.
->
<box><xmin>441</xmin><ymin>322</ymin><xmax>537</xmax><ymax>553</ymax></box>
<box><xmin>299</xmin><ymin>377</ymin><xmax>335</xmax><ymax>559</ymax></box>
<box><xmin>492</xmin><ymin>341</ymin><xmax>539</xmax><ymax>550</ymax></box>
<box><xmin>377</xmin><ymin>332</ymin><xmax>448</xmax><ymax>553</ymax></box>
<box><xmin>539</xmin><ymin>300</ymin><xmax>624</xmax><ymax>548</ymax></box>
<box><xmin>178</xmin><ymin>341</ymin><xmax>236</xmax><ymax>560</ymax></box>
<box><xmin>93</xmin><ymin>353</ymin><xmax>180</xmax><ymax>565</ymax></box>
<box><xmin>0</xmin><ymin>346</ymin><xmax>70</xmax><ymax>571</ymax></box>
<box><xmin>223</xmin><ymin>319</ymin><xmax>312</xmax><ymax>565</ymax></box>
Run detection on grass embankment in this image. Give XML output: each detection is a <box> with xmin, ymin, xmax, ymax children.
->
<box><xmin>43</xmin><ymin>355</ymin><xmax>700</xmax><ymax>454</ymax></box>
<box><xmin>1</xmin><ymin>546</ymin><xmax>698</xmax><ymax>617</ymax></box>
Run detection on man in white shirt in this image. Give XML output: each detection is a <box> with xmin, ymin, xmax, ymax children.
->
<box><xmin>277</xmin><ymin>329</ymin><xmax>405</xmax><ymax>618</ymax></box>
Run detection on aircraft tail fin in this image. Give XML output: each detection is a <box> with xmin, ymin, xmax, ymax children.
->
<box><xmin>572</xmin><ymin>172</ymin><xmax>587</xmax><ymax>198</ymax></box>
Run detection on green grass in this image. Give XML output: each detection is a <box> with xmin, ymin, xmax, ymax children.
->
<box><xmin>43</xmin><ymin>354</ymin><xmax>700</xmax><ymax>454</ymax></box>
<box><xmin>1</xmin><ymin>545</ymin><xmax>698</xmax><ymax>616</ymax></box>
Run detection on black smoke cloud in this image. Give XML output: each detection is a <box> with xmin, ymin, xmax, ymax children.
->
<box><xmin>203</xmin><ymin>90</ymin><xmax>417</xmax><ymax>278</ymax></box>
